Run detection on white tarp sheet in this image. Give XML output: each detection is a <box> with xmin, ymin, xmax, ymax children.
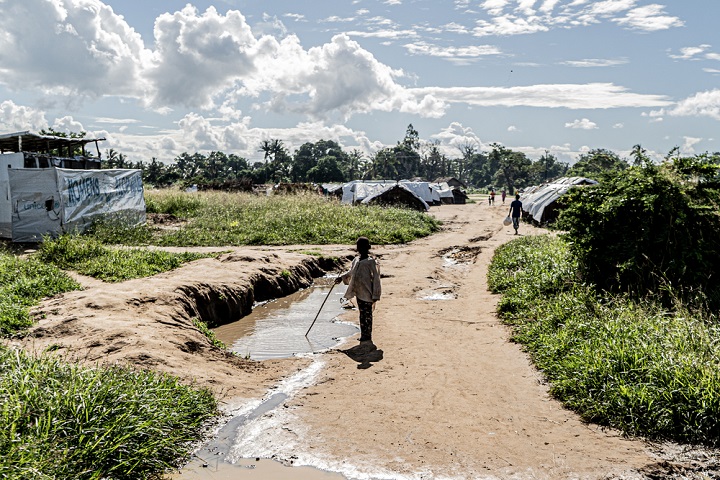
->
<box><xmin>58</xmin><ymin>168</ymin><xmax>146</xmax><ymax>232</ymax></box>
<box><xmin>9</xmin><ymin>169</ymin><xmax>61</xmax><ymax>242</ymax></box>
<box><xmin>8</xmin><ymin>168</ymin><xmax>146</xmax><ymax>242</ymax></box>
<box><xmin>522</xmin><ymin>176</ymin><xmax>597</xmax><ymax>223</ymax></box>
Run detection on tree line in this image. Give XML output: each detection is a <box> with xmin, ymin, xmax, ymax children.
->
<box><xmin>96</xmin><ymin>124</ymin><xmax>664</xmax><ymax>192</ymax></box>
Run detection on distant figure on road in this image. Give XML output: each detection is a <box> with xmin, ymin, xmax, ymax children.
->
<box><xmin>490</xmin><ymin>189</ymin><xmax>495</xmax><ymax>205</ymax></box>
<box><xmin>336</xmin><ymin>237</ymin><xmax>382</xmax><ymax>345</ymax></box>
<box><xmin>509</xmin><ymin>194</ymin><xmax>523</xmax><ymax>235</ymax></box>
<box><xmin>501</xmin><ymin>189</ymin><xmax>507</xmax><ymax>204</ymax></box>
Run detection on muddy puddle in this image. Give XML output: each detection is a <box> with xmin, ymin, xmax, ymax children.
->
<box><xmin>170</xmin><ymin>278</ymin><xmax>358</xmax><ymax>480</ymax></box>
<box><xmin>213</xmin><ymin>278</ymin><xmax>357</xmax><ymax>360</ymax></box>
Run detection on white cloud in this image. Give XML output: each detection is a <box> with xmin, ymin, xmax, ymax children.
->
<box><xmin>565</xmin><ymin>118</ymin><xmax>598</xmax><ymax>129</ymax></box>
<box><xmin>561</xmin><ymin>58</ymin><xmax>629</xmax><ymax>67</ymax></box>
<box><xmin>681</xmin><ymin>136</ymin><xmax>702</xmax><ymax>154</ymax></box>
<box><xmin>0</xmin><ymin>0</ymin><xmax>150</xmax><ymax>98</ymax></box>
<box><xmin>403</xmin><ymin>42</ymin><xmax>503</xmax><ymax>63</ymax></box>
<box><xmin>613</xmin><ymin>123</ymin><xmax>624</xmax><ymax>128</ymax></box>
<box><xmin>614</xmin><ymin>4</ymin><xmax>683</xmax><ymax>31</ymax></box>
<box><xmin>473</xmin><ymin>15</ymin><xmax>549</xmax><ymax>36</ymax></box>
<box><xmin>414</xmin><ymin>83</ymin><xmax>671</xmax><ymax>109</ymax></box>
<box><xmin>669</xmin><ymin>44</ymin><xmax>712</xmax><ymax>60</ymax></box>
<box><xmin>430</xmin><ymin>122</ymin><xmax>486</xmax><ymax>154</ymax></box>
<box><xmin>53</xmin><ymin>115</ymin><xmax>86</xmax><ymax>134</ymax></box>
<box><xmin>0</xmin><ymin>101</ymin><xmax>49</xmax><ymax>132</ymax></box>
<box><xmin>657</xmin><ymin>89</ymin><xmax>720</xmax><ymax>121</ymax></box>
<box><xmin>590</xmin><ymin>0</ymin><xmax>636</xmax><ymax>16</ymax></box>
<box><xmin>508</xmin><ymin>125</ymin><xmax>518</xmax><ymax>131</ymax></box>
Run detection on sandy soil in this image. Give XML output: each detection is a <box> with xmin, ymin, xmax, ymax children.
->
<box><xmin>10</xmin><ymin>201</ymin><xmax>714</xmax><ymax>479</ymax></box>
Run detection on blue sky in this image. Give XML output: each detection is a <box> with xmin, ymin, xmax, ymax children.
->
<box><xmin>0</xmin><ymin>0</ymin><xmax>718</xmax><ymax>165</ymax></box>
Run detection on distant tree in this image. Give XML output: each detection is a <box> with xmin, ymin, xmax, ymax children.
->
<box><xmin>260</xmin><ymin>139</ymin><xmax>292</xmax><ymax>183</ymax></box>
<box><xmin>307</xmin><ymin>156</ymin><xmax>345</xmax><ymax>182</ymax></box>
<box><xmin>566</xmin><ymin>148</ymin><xmax>628</xmax><ymax>179</ymax></box>
<box><xmin>490</xmin><ymin>143</ymin><xmax>532</xmax><ymax>193</ymax></box>
<box><xmin>527</xmin><ymin>150</ymin><xmax>568</xmax><ymax>184</ymax></box>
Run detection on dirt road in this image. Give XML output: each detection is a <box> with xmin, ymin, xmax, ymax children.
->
<box><xmin>18</xmin><ymin>201</ymin><xmax>676</xmax><ymax>479</ymax></box>
<box><xmin>255</xmin><ymin>202</ymin><xmax>659</xmax><ymax>479</ymax></box>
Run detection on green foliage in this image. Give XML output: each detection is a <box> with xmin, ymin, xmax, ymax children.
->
<box><xmin>557</xmin><ymin>154</ymin><xmax>720</xmax><ymax>309</ymax></box>
<box><xmin>490</xmin><ymin>235</ymin><xmax>720</xmax><ymax>445</ymax></box>
<box><xmin>134</xmin><ymin>190</ymin><xmax>439</xmax><ymax>247</ymax></box>
<box><xmin>192</xmin><ymin>318</ymin><xmax>227</xmax><ymax>350</ymax></box>
<box><xmin>0</xmin><ymin>251</ymin><xmax>80</xmax><ymax>336</ymax></box>
<box><xmin>37</xmin><ymin>234</ymin><xmax>213</xmax><ymax>282</ymax></box>
<box><xmin>565</xmin><ymin>148</ymin><xmax>629</xmax><ymax>180</ymax></box>
<box><xmin>0</xmin><ymin>346</ymin><xmax>217</xmax><ymax>479</ymax></box>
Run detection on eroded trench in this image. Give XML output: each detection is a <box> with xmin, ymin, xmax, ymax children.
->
<box><xmin>168</xmin><ymin>253</ymin><xmax>357</xmax><ymax>479</ymax></box>
<box><xmin>174</xmin><ymin>253</ymin><xmax>357</xmax><ymax>359</ymax></box>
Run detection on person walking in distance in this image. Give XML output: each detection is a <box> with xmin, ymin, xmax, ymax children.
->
<box><xmin>335</xmin><ymin>237</ymin><xmax>382</xmax><ymax>344</ymax></box>
<box><xmin>501</xmin><ymin>189</ymin><xmax>507</xmax><ymax>204</ymax></box>
<box><xmin>509</xmin><ymin>193</ymin><xmax>523</xmax><ymax>235</ymax></box>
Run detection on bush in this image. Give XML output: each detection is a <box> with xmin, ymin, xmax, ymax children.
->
<box><xmin>490</xmin><ymin>235</ymin><xmax>720</xmax><ymax>446</ymax></box>
<box><xmin>557</xmin><ymin>154</ymin><xmax>720</xmax><ymax>309</ymax></box>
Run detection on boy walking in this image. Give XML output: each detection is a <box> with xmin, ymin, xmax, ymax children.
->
<box><xmin>336</xmin><ymin>237</ymin><xmax>382</xmax><ymax>344</ymax></box>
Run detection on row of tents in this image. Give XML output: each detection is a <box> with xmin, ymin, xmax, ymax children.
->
<box><xmin>323</xmin><ymin>180</ymin><xmax>468</xmax><ymax>211</ymax></box>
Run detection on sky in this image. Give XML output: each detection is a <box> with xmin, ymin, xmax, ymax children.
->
<box><xmin>0</xmin><ymin>0</ymin><xmax>718</xmax><ymax>166</ymax></box>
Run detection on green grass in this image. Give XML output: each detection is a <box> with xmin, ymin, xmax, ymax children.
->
<box><xmin>0</xmin><ymin>249</ymin><xmax>80</xmax><ymax>336</ymax></box>
<box><xmin>0</xmin><ymin>346</ymin><xmax>217</xmax><ymax>479</ymax></box>
<box><xmin>192</xmin><ymin>318</ymin><xmax>227</xmax><ymax>350</ymax></box>
<box><xmin>489</xmin><ymin>234</ymin><xmax>720</xmax><ymax>446</ymax></box>
<box><xmin>36</xmin><ymin>235</ymin><xmax>215</xmax><ymax>282</ymax></box>
<box><xmin>103</xmin><ymin>190</ymin><xmax>440</xmax><ymax>247</ymax></box>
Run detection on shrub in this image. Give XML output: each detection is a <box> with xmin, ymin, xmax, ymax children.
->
<box><xmin>557</xmin><ymin>154</ymin><xmax>720</xmax><ymax>309</ymax></box>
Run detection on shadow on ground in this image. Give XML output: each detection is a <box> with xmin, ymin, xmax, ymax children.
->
<box><xmin>341</xmin><ymin>342</ymin><xmax>384</xmax><ymax>369</ymax></box>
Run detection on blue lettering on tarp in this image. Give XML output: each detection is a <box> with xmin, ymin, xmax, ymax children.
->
<box><xmin>66</xmin><ymin>177</ymin><xmax>101</xmax><ymax>207</ymax></box>
<box><xmin>115</xmin><ymin>174</ymin><xmax>143</xmax><ymax>194</ymax></box>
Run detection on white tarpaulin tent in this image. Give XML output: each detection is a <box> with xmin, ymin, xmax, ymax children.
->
<box><xmin>521</xmin><ymin>176</ymin><xmax>597</xmax><ymax>224</ymax></box>
<box><xmin>8</xmin><ymin>167</ymin><xmax>146</xmax><ymax>242</ymax></box>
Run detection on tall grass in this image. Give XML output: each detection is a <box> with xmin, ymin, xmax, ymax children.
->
<box><xmin>0</xmin><ymin>346</ymin><xmax>217</xmax><ymax>479</ymax></box>
<box><xmin>36</xmin><ymin>235</ymin><xmax>214</xmax><ymax>282</ymax></box>
<box><xmin>0</xmin><ymin>249</ymin><xmax>80</xmax><ymax>336</ymax></box>
<box><xmin>103</xmin><ymin>190</ymin><xmax>439</xmax><ymax>246</ymax></box>
<box><xmin>489</xmin><ymin>234</ymin><xmax>720</xmax><ymax>445</ymax></box>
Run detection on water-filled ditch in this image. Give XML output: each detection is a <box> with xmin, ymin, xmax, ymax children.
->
<box><xmin>173</xmin><ymin>277</ymin><xmax>356</xmax><ymax>479</ymax></box>
<box><xmin>213</xmin><ymin>277</ymin><xmax>356</xmax><ymax>360</ymax></box>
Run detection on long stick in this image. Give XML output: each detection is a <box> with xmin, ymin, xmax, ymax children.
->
<box><xmin>305</xmin><ymin>282</ymin><xmax>336</xmax><ymax>337</ymax></box>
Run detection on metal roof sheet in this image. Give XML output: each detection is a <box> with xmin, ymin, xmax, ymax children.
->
<box><xmin>0</xmin><ymin>131</ymin><xmax>105</xmax><ymax>154</ymax></box>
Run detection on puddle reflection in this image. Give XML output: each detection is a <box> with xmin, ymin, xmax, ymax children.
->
<box><xmin>213</xmin><ymin>279</ymin><xmax>358</xmax><ymax>360</ymax></box>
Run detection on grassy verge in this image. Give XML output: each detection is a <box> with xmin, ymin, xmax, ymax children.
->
<box><xmin>36</xmin><ymin>235</ymin><xmax>215</xmax><ymax>282</ymax></box>
<box><xmin>93</xmin><ymin>190</ymin><xmax>440</xmax><ymax>246</ymax></box>
<box><xmin>0</xmin><ymin>346</ymin><xmax>217</xmax><ymax>479</ymax></box>
<box><xmin>488</xmin><ymin>235</ymin><xmax>720</xmax><ymax>446</ymax></box>
<box><xmin>0</xmin><ymin>249</ymin><xmax>80</xmax><ymax>336</ymax></box>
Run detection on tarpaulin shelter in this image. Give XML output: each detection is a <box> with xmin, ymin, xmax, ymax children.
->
<box><xmin>0</xmin><ymin>131</ymin><xmax>146</xmax><ymax>242</ymax></box>
<box><xmin>340</xmin><ymin>180</ymin><xmax>430</xmax><ymax>211</ymax></box>
<box><xmin>360</xmin><ymin>183</ymin><xmax>429</xmax><ymax>211</ymax></box>
<box><xmin>521</xmin><ymin>176</ymin><xmax>597</xmax><ymax>224</ymax></box>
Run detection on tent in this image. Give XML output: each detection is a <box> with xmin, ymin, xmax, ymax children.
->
<box><xmin>360</xmin><ymin>183</ymin><xmax>429</xmax><ymax>211</ymax></box>
<box><xmin>521</xmin><ymin>177</ymin><xmax>597</xmax><ymax>224</ymax></box>
<box><xmin>5</xmin><ymin>167</ymin><xmax>146</xmax><ymax>242</ymax></box>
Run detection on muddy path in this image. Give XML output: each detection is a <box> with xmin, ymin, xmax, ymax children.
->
<box><xmin>233</xmin><ymin>202</ymin><xmax>663</xmax><ymax>479</ymax></box>
<box><xmin>11</xmin><ymin>201</ymin><xmax>710</xmax><ymax>479</ymax></box>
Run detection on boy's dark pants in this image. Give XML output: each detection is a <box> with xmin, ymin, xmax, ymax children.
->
<box><xmin>357</xmin><ymin>299</ymin><xmax>373</xmax><ymax>342</ymax></box>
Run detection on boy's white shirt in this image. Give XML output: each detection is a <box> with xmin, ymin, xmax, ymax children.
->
<box><xmin>341</xmin><ymin>256</ymin><xmax>381</xmax><ymax>303</ymax></box>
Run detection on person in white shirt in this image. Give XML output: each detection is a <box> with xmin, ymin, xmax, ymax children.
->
<box><xmin>335</xmin><ymin>236</ymin><xmax>382</xmax><ymax>343</ymax></box>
